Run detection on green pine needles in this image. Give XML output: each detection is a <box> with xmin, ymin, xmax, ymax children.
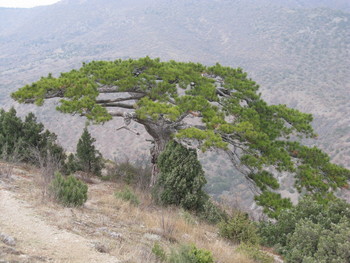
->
<box><xmin>155</xmin><ymin>141</ymin><xmax>208</xmax><ymax>211</ymax></box>
<box><xmin>219</xmin><ymin>212</ymin><xmax>260</xmax><ymax>245</ymax></box>
<box><xmin>11</xmin><ymin>57</ymin><xmax>350</xmax><ymax>217</ymax></box>
<box><xmin>152</xmin><ymin>243</ymin><xmax>215</xmax><ymax>263</ymax></box>
<box><xmin>50</xmin><ymin>172</ymin><xmax>88</xmax><ymax>207</ymax></box>
<box><xmin>259</xmin><ymin>197</ymin><xmax>350</xmax><ymax>262</ymax></box>
<box><xmin>0</xmin><ymin>108</ymin><xmax>65</xmax><ymax>165</ymax></box>
<box><xmin>76</xmin><ymin>127</ymin><xmax>104</xmax><ymax>175</ymax></box>
<box><xmin>63</xmin><ymin>127</ymin><xmax>104</xmax><ymax>176</ymax></box>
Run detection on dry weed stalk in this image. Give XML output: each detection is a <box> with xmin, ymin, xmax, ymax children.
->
<box><xmin>30</xmin><ymin>147</ymin><xmax>63</xmax><ymax>199</ymax></box>
<box><xmin>0</xmin><ymin>164</ymin><xmax>14</xmax><ymax>179</ymax></box>
<box><xmin>160</xmin><ymin>212</ymin><xmax>177</xmax><ymax>242</ymax></box>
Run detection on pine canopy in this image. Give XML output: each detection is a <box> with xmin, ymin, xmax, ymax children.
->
<box><xmin>12</xmin><ymin>57</ymin><xmax>350</xmax><ymax>215</ymax></box>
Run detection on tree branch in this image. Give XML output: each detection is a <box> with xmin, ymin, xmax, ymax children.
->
<box><xmin>97</xmin><ymin>85</ymin><xmax>145</xmax><ymax>94</ymax></box>
<box><xmin>23</xmin><ymin>89</ymin><xmax>65</xmax><ymax>103</ymax></box>
<box><xmin>109</xmin><ymin>111</ymin><xmax>128</xmax><ymax>117</ymax></box>
<box><xmin>216</xmin><ymin>87</ymin><xmax>231</xmax><ymax>97</ymax></box>
<box><xmin>98</xmin><ymin>102</ymin><xmax>135</xmax><ymax>109</ymax></box>
<box><xmin>225</xmin><ymin>149</ymin><xmax>260</xmax><ymax>195</ymax></box>
<box><xmin>96</xmin><ymin>95</ymin><xmax>145</xmax><ymax>104</ymax></box>
<box><xmin>176</xmin><ymin>112</ymin><xmax>190</xmax><ymax>122</ymax></box>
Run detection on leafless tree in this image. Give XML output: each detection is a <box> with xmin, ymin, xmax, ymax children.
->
<box><xmin>29</xmin><ymin>146</ymin><xmax>64</xmax><ymax>198</ymax></box>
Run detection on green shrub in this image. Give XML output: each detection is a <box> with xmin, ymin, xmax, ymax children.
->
<box><xmin>113</xmin><ymin>159</ymin><xmax>144</xmax><ymax>185</ymax></box>
<box><xmin>108</xmin><ymin>158</ymin><xmax>152</xmax><ymax>190</ymax></box>
<box><xmin>50</xmin><ymin>172</ymin><xmax>88</xmax><ymax>207</ymax></box>
<box><xmin>168</xmin><ymin>244</ymin><xmax>214</xmax><ymax>263</ymax></box>
<box><xmin>198</xmin><ymin>199</ymin><xmax>227</xmax><ymax>225</ymax></box>
<box><xmin>63</xmin><ymin>153</ymin><xmax>80</xmax><ymax>175</ymax></box>
<box><xmin>181</xmin><ymin>210</ymin><xmax>197</xmax><ymax>225</ymax></box>
<box><xmin>115</xmin><ymin>187</ymin><xmax>140</xmax><ymax>206</ymax></box>
<box><xmin>152</xmin><ymin>243</ymin><xmax>215</xmax><ymax>263</ymax></box>
<box><xmin>259</xmin><ymin>196</ymin><xmax>350</xmax><ymax>262</ymax></box>
<box><xmin>284</xmin><ymin>219</ymin><xmax>322</xmax><ymax>262</ymax></box>
<box><xmin>237</xmin><ymin>243</ymin><xmax>273</xmax><ymax>263</ymax></box>
<box><xmin>254</xmin><ymin>191</ymin><xmax>293</xmax><ymax>219</ymax></box>
<box><xmin>313</xmin><ymin>218</ymin><xmax>350</xmax><ymax>263</ymax></box>
<box><xmin>155</xmin><ymin>141</ymin><xmax>208</xmax><ymax>211</ymax></box>
<box><xmin>115</xmin><ymin>160</ymin><xmax>139</xmax><ymax>184</ymax></box>
<box><xmin>283</xmin><ymin>217</ymin><xmax>350</xmax><ymax>263</ymax></box>
<box><xmin>219</xmin><ymin>212</ymin><xmax>260</xmax><ymax>245</ymax></box>
<box><xmin>101</xmin><ymin>175</ymin><xmax>112</xmax><ymax>181</ymax></box>
<box><xmin>152</xmin><ymin>242</ymin><xmax>167</xmax><ymax>262</ymax></box>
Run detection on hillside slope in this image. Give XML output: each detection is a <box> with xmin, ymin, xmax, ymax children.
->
<box><xmin>0</xmin><ymin>1</ymin><xmax>349</xmax><ymax>210</ymax></box>
<box><xmin>0</xmin><ymin>162</ymin><xmax>260</xmax><ymax>263</ymax></box>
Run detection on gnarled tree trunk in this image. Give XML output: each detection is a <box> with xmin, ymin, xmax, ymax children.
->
<box><xmin>139</xmin><ymin>118</ymin><xmax>173</xmax><ymax>186</ymax></box>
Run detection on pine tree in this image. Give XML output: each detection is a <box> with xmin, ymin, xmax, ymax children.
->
<box><xmin>76</xmin><ymin>127</ymin><xmax>103</xmax><ymax>175</ymax></box>
<box><xmin>12</xmin><ymin>57</ymin><xmax>350</xmax><ymax>215</ymax></box>
<box><xmin>63</xmin><ymin>153</ymin><xmax>79</xmax><ymax>175</ymax></box>
<box><xmin>0</xmin><ymin>108</ymin><xmax>65</xmax><ymax>165</ymax></box>
<box><xmin>0</xmin><ymin>108</ymin><xmax>24</xmax><ymax>158</ymax></box>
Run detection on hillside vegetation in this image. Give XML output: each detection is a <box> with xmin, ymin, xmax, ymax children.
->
<box><xmin>1</xmin><ymin>0</ymin><xmax>350</xmax><ymax>243</ymax></box>
<box><xmin>1</xmin><ymin>109</ymin><xmax>349</xmax><ymax>263</ymax></box>
<box><xmin>0</xmin><ymin>108</ymin><xmax>256</xmax><ymax>262</ymax></box>
<box><xmin>0</xmin><ymin>161</ymin><xmax>260</xmax><ymax>263</ymax></box>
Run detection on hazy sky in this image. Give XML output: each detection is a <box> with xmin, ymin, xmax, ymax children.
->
<box><xmin>0</xmin><ymin>0</ymin><xmax>61</xmax><ymax>8</ymax></box>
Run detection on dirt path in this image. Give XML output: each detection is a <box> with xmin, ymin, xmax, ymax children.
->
<box><xmin>0</xmin><ymin>188</ymin><xmax>120</xmax><ymax>263</ymax></box>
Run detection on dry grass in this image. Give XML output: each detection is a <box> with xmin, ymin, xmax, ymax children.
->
<box><xmin>3</xmin><ymin>162</ymin><xmax>255</xmax><ymax>263</ymax></box>
<box><xmin>104</xmin><ymin>187</ymin><xmax>254</xmax><ymax>263</ymax></box>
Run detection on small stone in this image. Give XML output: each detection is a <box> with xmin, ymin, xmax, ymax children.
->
<box><xmin>94</xmin><ymin>242</ymin><xmax>109</xmax><ymax>253</ymax></box>
<box><xmin>109</xmin><ymin>232</ymin><xmax>122</xmax><ymax>239</ymax></box>
<box><xmin>0</xmin><ymin>233</ymin><xmax>16</xmax><ymax>247</ymax></box>
<box><xmin>144</xmin><ymin>233</ymin><xmax>161</xmax><ymax>241</ymax></box>
<box><xmin>182</xmin><ymin>233</ymin><xmax>190</xmax><ymax>240</ymax></box>
<box><xmin>96</xmin><ymin>227</ymin><xmax>108</xmax><ymax>232</ymax></box>
<box><xmin>0</xmin><ymin>246</ymin><xmax>22</xmax><ymax>255</ymax></box>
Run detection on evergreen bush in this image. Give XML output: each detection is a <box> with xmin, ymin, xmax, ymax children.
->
<box><xmin>168</xmin><ymin>244</ymin><xmax>214</xmax><ymax>263</ymax></box>
<box><xmin>259</xmin><ymin>196</ymin><xmax>350</xmax><ymax>262</ymax></box>
<box><xmin>152</xmin><ymin>242</ymin><xmax>167</xmax><ymax>262</ymax></box>
<box><xmin>50</xmin><ymin>172</ymin><xmax>88</xmax><ymax>207</ymax></box>
<box><xmin>63</xmin><ymin>153</ymin><xmax>80</xmax><ymax>175</ymax></box>
<box><xmin>219</xmin><ymin>212</ymin><xmax>260</xmax><ymax>245</ymax></box>
<box><xmin>115</xmin><ymin>187</ymin><xmax>140</xmax><ymax>206</ymax></box>
<box><xmin>236</xmin><ymin>243</ymin><xmax>273</xmax><ymax>263</ymax></box>
<box><xmin>155</xmin><ymin>141</ymin><xmax>208</xmax><ymax>211</ymax></box>
<box><xmin>198</xmin><ymin>199</ymin><xmax>227</xmax><ymax>224</ymax></box>
<box><xmin>76</xmin><ymin>127</ymin><xmax>104</xmax><ymax>176</ymax></box>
